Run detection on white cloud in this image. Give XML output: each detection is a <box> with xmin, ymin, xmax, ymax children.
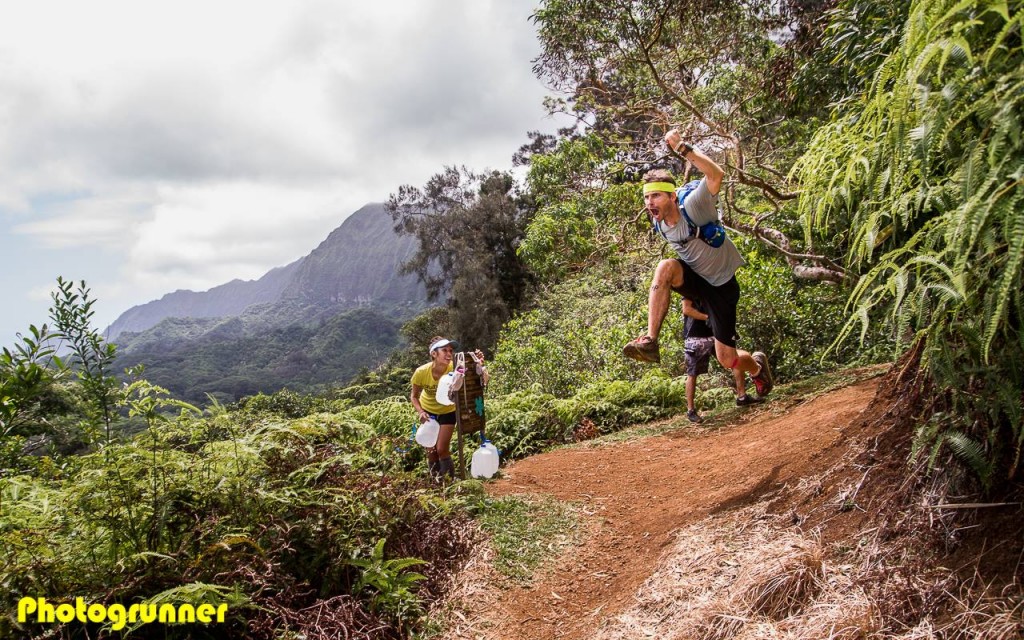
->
<box><xmin>0</xmin><ymin>0</ymin><xmax>563</xmax><ymax>343</ymax></box>
<box><xmin>127</xmin><ymin>181</ymin><xmax>358</xmax><ymax>279</ymax></box>
<box><xmin>12</xmin><ymin>193</ymin><xmax>150</xmax><ymax>249</ymax></box>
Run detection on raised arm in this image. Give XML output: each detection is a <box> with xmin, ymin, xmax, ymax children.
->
<box><xmin>665</xmin><ymin>129</ymin><xmax>725</xmax><ymax>196</ymax></box>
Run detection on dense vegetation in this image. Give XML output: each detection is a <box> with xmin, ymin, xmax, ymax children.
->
<box><xmin>796</xmin><ymin>0</ymin><xmax>1024</xmax><ymax>487</ymax></box>
<box><xmin>1</xmin><ymin>281</ymin><xmax>701</xmax><ymax>639</ymax></box>
<box><xmin>111</xmin><ymin>306</ymin><xmax>408</xmax><ymax>405</ymax></box>
<box><xmin>2</xmin><ymin>0</ymin><xmax>1020</xmax><ymax>637</ymax></box>
<box><xmin>504</xmin><ymin>0</ymin><xmax>1020</xmax><ymax>486</ymax></box>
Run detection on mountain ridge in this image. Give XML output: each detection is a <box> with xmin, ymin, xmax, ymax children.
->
<box><xmin>104</xmin><ymin>260</ymin><xmax>303</xmax><ymax>340</ymax></box>
<box><xmin>104</xmin><ymin>202</ymin><xmax>430</xmax><ymax>403</ymax></box>
<box><xmin>104</xmin><ymin>202</ymin><xmax>425</xmax><ymax>341</ymax></box>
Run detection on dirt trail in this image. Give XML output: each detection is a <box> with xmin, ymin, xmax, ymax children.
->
<box><xmin>467</xmin><ymin>377</ymin><xmax>880</xmax><ymax>640</ymax></box>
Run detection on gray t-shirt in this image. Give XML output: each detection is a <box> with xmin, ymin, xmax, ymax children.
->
<box><xmin>655</xmin><ymin>179</ymin><xmax>745</xmax><ymax>286</ymax></box>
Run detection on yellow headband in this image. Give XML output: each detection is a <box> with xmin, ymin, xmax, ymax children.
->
<box><xmin>642</xmin><ymin>182</ymin><xmax>677</xmax><ymax>195</ymax></box>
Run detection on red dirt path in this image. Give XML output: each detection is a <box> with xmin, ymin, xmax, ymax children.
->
<box><xmin>470</xmin><ymin>376</ymin><xmax>882</xmax><ymax>640</ymax></box>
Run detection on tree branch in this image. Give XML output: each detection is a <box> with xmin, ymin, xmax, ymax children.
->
<box><xmin>725</xmin><ymin>163</ymin><xmax>800</xmax><ymax>201</ymax></box>
<box><xmin>725</xmin><ymin>191</ymin><xmax>848</xmax><ymax>282</ymax></box>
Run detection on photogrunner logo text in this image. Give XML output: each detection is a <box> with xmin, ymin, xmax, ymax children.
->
<box><xmin>18</xmin><ymin>597</ymin><xmax>229</xmax><ymax>632</ymax></box>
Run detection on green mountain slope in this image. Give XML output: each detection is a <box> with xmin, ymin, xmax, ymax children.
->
<box><xmin>107</xmin><ymin>203</ymin><xmax>428</xmax><ymax>402</ymax></box>
<box><xmin>114</xmin><ymin>307</ymin><xmax>404</xmax><ymax>404</ymax></box>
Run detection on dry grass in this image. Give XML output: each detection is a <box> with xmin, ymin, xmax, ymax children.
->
<box><xmin>741</xmin><ymin>537</ymin><xmax>824</xmax><ymax>620</ymax></box>
<box><xmin>592</xmin><ymin>504</ymin><xmax>881</xmax><ymax>640</ymax></box>
<box><xmin>891</xmin><ymin>580</ymin><xmax>1024</xmax><ymax>640</ymax></box>
<box><xmin>424</xmin><ymin>540</ymin><xmax>504</xmax><ymax>639</ymax></box>
<box><xmin>586</xmin><ymin>468</ymin><xmax>1022</xmax><ymax>640</ymax></box>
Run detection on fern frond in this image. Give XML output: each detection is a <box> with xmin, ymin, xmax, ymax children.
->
<box><xmin>800</xmin><ymin>0</ymin><xmax>1024</xmax><ymax>485</ymax></box>
<box><xmin>935</xmin><ymin>0</ymin><xmax>987</xmax><ymax>34</ymax></box>
<box><xmin>938</xmin><ymin>36</ymin><xmax>973</xmax><ymax>78</ymax></box>
<box><xmin>981</xmin><ymin>194</ymin><xmax>1024</xmax><ymax>361</ymax></box>
<box><xmin>945</xmin><ymin>431</ymin><xmax>995</xmax><ymax>486</ymax></box>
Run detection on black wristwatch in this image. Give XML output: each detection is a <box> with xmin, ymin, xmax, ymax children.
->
<box><xmin>675</xmin><ymin>141</ymin><xmax>693</xmax><ymax>156</ymax></box>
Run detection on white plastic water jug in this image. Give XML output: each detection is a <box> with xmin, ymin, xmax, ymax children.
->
<box><xmin>415</xmin><ymin>419</ymin><xmax>439</xmax><ymax>448</ymax></box>
<box><xmin>470</xmin><ymin>439</ymin><xmax>500</xmax><ymax>479</ymax></box>
<box><xmin>435</xmin><ymin>372</ymin><xmax>456</xmax><ymax>406</ymax></box>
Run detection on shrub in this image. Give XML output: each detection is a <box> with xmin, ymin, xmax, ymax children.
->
<box><xmin>0</xmin><ymin>394</ymin><xmax>468</xmax><ymax>639</ymax></box>
<box><xmin>232</xmin><ymin>388</ymin><xmax>351</xmax><ymax>418</ymax></box>
<box><xmin>485</xmin><ymin>388</ymin><xmax>563</xmax><ymax>458</ymax></box>
<box><xmin>484</xmin><ymin>372</ymin><xmax>690</xmax><ymax>458</ymax></box>
<box><xmin>490</xmin><ymin>262</ymin><xmax>682</xmax><ymax>398</ymax></box>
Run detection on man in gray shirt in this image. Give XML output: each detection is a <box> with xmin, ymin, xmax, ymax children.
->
<box><xmin>622</xmin><ymin>129</ymin><xmax>773</xmax><ymax>402</ymax></box>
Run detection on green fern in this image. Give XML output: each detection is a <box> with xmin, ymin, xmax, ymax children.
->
<box><xmin>349</xmin><ymin>539</ymin><xmax>427</xmax><ymax>620</ymax></box>
<box><xmin>945</xmin><ymin>431</ymin><xmax>995</xmax><ymax>487</ymax></box>
<box><xmin>796</xmin><ymin>0</ymin><xmax>1024</xmax><ymax>485</ymax></box>
<box><xmin>982</xmin><ymin>187</ymin><xmax>1024</xmax><ymax>360</ymax></box>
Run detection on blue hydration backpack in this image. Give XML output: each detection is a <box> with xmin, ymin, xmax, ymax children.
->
<box><xmin>675</xmin><ymin>180</ymin><xmax>727</xmax><ymax>248</ymax></box>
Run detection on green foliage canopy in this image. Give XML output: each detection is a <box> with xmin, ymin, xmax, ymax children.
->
<box><xmin>527</xmin><ymin>0</ymin><xmax>848</xmax><ymax>282</ymax></box>
<box><xmin>795</xmin><ymin>0</ymin><xmax>1024</xmax><ymax>485</ymax></box>
<box><xmin>387</xmin><ymin>168</ymin><xmax>536</xmax><ymax>351</ymax></box>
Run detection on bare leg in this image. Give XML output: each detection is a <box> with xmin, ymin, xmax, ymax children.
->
<box><xmin>714</xmin><ymin>341</ymin><xmax>759</xmax><ymax>397</ymax></box>
<box><xmin>435</xmin><ymin>423</ymin><xmax>455</xmax><ymax>458</ymax></box>
<box><xmin>732</xmin><ymin>366</ymin><xmax>747</xmax><ymax>398</ymax></box>
<box><xmin>435</xmin><ymin>423</ymin><xmax>455</xmax><ymax>478</ymax></box>
<box><xmin>686</xmin><ymin>374</ymin><xmax>697</xmax><ymax>411</ymax></box>
<box><xmin>648</xmin><ymin>259</ymin><xmax>684</xmax><ymax>339</ymax></box>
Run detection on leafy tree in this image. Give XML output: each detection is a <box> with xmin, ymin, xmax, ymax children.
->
<box><xmin>0</xmin><ymin>324</ymin><xmax>68</xmax><ymax>440</ymax></box>
<box><xmin>49</xmin><ymin>277</ymin><xmax>121</xmax><ymax>446</ymax></box>
<box><xmin>1</xmin><ymin>279</ymin><xmax>126</xmax><ymax>465</ymax></box>
<box><xmin>791</xmin><ymin>0</ymin><xmax>913</xmax><ymax>116</ymax></box>
<box><xmin>528</xmin><ymin>0</ymin><xmax>847</xmax><ymax>281</ymax></box>
<box><xmin>398</xmin><ymin>307</ymin><xmax>453</xmax><ymax>360</ymax></box>
<box><xmin>387</xmin><ymin>168</ymin><xmax>536</xmax><ymax>350</ymax></box>
<box><xmin>0</xmin><ymin>324</ymin><xmax>76</xmax><ymax>471</ymax></box>
<box><xmin>518</xmin><ymin>133</ymin><xmax>643</xmax><ymax>280</ymax></box>
<box><xmin>795</xmin><ymin>0</ymin><xmax>1024</xmax><ymax>487</ymax></box>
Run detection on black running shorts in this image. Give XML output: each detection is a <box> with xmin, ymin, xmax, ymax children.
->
<box><xmin>671</xmin><ymin>259</ymin><xmax>741</xmax><ymax>348</ymax></box>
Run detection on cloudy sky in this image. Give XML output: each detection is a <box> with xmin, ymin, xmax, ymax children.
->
<box><xmin>0</xmin><ymin>0</ymin><xmax>564</xmax><ymax>347</ymax></box>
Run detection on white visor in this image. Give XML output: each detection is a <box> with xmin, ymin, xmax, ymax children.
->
<box><xmin>429</xmin><ymin>339</ymin><xmax>455</xmax><ymax>354</ymax></box>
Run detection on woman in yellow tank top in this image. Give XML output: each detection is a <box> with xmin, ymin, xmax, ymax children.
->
<box><xmin>410</xmin><ymin>336</ymin><xmax>458</xmax><ymax>479</ymax></box>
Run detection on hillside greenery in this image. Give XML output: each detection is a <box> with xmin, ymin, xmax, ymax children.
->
<box><xmin>111</xmin><ymin>306</ymin><xmax>409</xmax><ymax>406</ymax></box>
<box><xmin>2</xmin><ymin>282</ymin><xmax>717</xmax><ymax>639</ymax></box>
<box><xmin>516</xmin><ymin>0</ymin><xmax>1020</xmax><ymax>486</ymax></box>
<box><xmin>2</xmin><ymin>0</ymin><xmax>1021</xmax><ymax>637</ymax></box>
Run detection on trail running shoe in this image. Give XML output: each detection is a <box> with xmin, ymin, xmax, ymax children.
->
<box><xmin>687</xmin><ymin>409</ymin><xmax>703</xmax><ymax>423</ymax></box>
<box><xmin>736</xmin><ymin>394</ymin><xmax>764</xmax><ymax>407</ymax></box>
<box><xmin>751</xmin><ymin>351</ymin><xmax>774</xmax><ymax>397</ymax></box>
<box><xmin>623</xmin><ymin>335</ymin><xmax>661</xmax><ymax>363</ymax></box>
